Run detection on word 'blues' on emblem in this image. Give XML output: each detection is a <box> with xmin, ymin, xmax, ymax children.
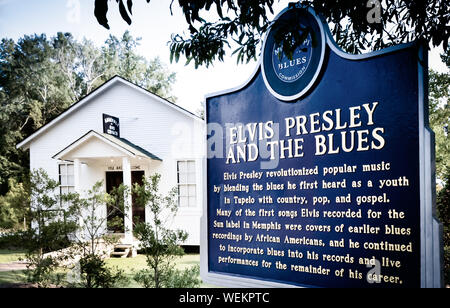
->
<box><xmin>272</xmin><ymin>35</ymin><xmax>312</xmax><ymax>83</ymax></box>
<box><xmin>262</xmin><ymin>8</ymin><xmax>325</xmax><ymax>101</ymax></box>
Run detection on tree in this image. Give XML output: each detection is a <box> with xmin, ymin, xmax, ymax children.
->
<box><xmin>437</xmin><ymin>175</ymin><xmax>450</xmax><ymax>285</ymax></box>
<box><xmin>0</xmin><ymin>31</ymin><xmax>177</xmax><ymax>196</ymax></box>
<box><xmin>429</xmin><ymin>50</ymin><xmax>450</xmax><ymax>182</ymax></box>
<box><xmin>21</xmin><ymin>169</ymin><xmax>78</xmax><ymax>288</ymax></box>
<box><xmin>132</xmin><ymin>174</ymin><xmax>201</xmax><ymax>288</ymax></box>
<box><xmin>94</xmin><ymin>0</ymin><xmax>450</xmax><ymax>68</ymax></box>
<box><xmin>0</xmin><ymin>34</ymin><xmax>70</xmax><ymax>195</ymax></box>
<box><xmin>103</xmin><ymin>31</ymin><xmax>177</xmax><ymax>101</ymax></box>
<box><xmin>1</xmin><ymin>174</ymin><xmax>128</xmax><ymax>288</ymax></box>
<box><xmin>0</xmin><ymin>178</ymin><xmax>30</xmax><ymax>230</ymax></box>
<box><xmin>77</xmin><ymin>254</ymin><xmax>128</xmax><ymax>288</ymax></box>
<box><xmin>104</xmin><ymin>183</ymin><xmax>128</xmax><ymax>233</ymax></box>
<box><xmin>68</xmin><ymin>181</ymin><xmax>129</xmax><ymax>288</ymax></box>
<box><xmin>430</xmin><ymin>49</ymin><xmax>450</xmax><ymax>286</ymax></box>
<box><xmin>71</xmin><ymin>182</ymin><xmax>119</xmax><ymax>255</ymax></box>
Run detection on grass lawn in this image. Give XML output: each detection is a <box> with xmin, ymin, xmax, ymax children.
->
<box><xmin>0</xmin><ymin>253</ymin><xmax>214</xmax><ymax>288</ymax></box>
<box><xmin>0</xmin><ymin>249</ymin><xmax>27</xmax><ymax>287</ymax></box>
<box><xmin>106</xmin><ymin>254</ymin><xmax>214</xmax><ymax>288</ymax></box>
<box><xmin>0</xmin><ymin>249</ymin><xmax>26</xmax><ymax>264</ymax></box>
<box><xmin>0</xmin><ymin>270</ymin><xmax>26</xmax><ymax>286</ymax></box>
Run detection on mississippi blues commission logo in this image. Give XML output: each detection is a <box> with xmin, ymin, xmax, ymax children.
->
<box><xmin>272</xmin><ymin>35</ymin><xmax>312</xmax><ymax>83</ymax></box>
<box><xmin>262</xmin><ymin>8</ymin><xmax>325</xmax><ymax>101</ymax></box>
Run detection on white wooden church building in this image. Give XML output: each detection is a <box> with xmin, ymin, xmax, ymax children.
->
<box><xmin>17</xmin><ymin>76</ymin><xmax>205</xmax><ymax>246</ymax></box>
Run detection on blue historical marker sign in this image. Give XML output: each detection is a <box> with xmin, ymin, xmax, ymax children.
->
<box><xmin>202</xmin><ymin>6</ymin><xmax>442</xmax><ymax>288</ymax></box>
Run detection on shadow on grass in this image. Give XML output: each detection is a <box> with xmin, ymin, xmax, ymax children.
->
<box><xmin>0</xmin><ymin>254</ymin><xmax>217</xmax><ymax>288</ymax></box>
<box><xmin>104</xmin><ymin>254</ymin><xmax>217</xmax><ymax>288</ymax></box>
<box><xmin>0</xmin><ymin>270</ymin><xmax>26</xmax><ymax>287</ymax></box>
<box><xmin>0</xmin><ymin>249</ymin><xmax>27</xmax><ymax>264</ymax></box>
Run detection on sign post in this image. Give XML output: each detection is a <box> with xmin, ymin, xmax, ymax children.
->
<box><xmin>202</xmin><ymin>6</ymin><xmax>443</xmax><ymax>288</ymax></box>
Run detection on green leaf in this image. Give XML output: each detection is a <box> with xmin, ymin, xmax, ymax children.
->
<box><xmin>118</xmin><ymin>0</ymin><xmax>132</xmax><ymax>25</ymax></box>
<box><xmin>94</xmin><ymin>0</ymin><xmax>110</xmax><ymax>30</ymax></box>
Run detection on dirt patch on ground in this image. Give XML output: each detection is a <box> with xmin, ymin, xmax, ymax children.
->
<box><xmin>0</xmin><ymin>262</ymin><xmax>28</xmax><ymax>272</ymax></box>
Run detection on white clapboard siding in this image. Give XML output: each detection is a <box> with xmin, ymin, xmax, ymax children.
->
<box><xmin>22</xmin><ymin>77</ymin><xmax>205</xmax><ymax>246</ymax></box>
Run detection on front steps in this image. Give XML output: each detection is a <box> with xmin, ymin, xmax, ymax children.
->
<box><xmin>110</xmin><ymin>244</ymin><xmax>137</xmax><ymax>258</ymax></box>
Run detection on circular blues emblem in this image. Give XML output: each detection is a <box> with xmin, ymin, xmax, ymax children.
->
<box><xmin>262</xmin><ymin>8</ymin><xmax>325</xmax><ymax>101</ymax></box>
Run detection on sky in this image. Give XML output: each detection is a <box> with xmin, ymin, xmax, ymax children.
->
<box><xmin>0</xmin><ymin>0</ymin><xmax>448</xmax><ymax>113</ymax></box>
